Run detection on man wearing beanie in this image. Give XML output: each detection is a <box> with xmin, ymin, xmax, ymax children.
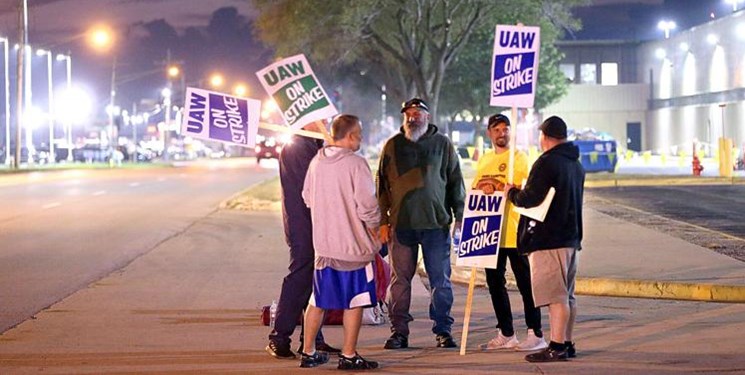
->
<box><xmin>504</xmin><ymin>115</ymin><xmax>585</xmax><ymax>362</ymax></box>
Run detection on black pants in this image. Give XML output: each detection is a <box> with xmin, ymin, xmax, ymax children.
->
<box><xmin>485</xmin><ymin>247</ymin><xmax>542</xmax><ymax>337</ymax></box>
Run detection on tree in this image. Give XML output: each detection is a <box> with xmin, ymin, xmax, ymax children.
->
<box><xmin>253</xmin><ymin>0</ymin><xmax>585</xmax><ymax>120</ymax></box>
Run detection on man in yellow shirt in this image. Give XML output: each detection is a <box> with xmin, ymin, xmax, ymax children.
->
<box><xmin>473</xmin><ymin>114</ymin><xmax>546</xmax><ymax>352</ymax></box>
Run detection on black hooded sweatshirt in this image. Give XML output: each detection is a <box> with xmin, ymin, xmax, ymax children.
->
<box><xmin>507</xmin><ymin>141</ymin><xmax>585</xmax><ymax>254</ymax></box>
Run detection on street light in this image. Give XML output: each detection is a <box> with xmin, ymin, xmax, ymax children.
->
<box><xmin>233</xmin><ymin>83</ymin><xmax>248</xmax><ymax>97</ymax></box>
<box><xmin>161</xmin><ymin>87</ymin><xmax>172</xmax><ymax>160</ymax></box>
<box><xmin>1</xmin><ymin>37</ymin><xmax>9</xmax><ymax>165</ymax></box>
<box><xmin>56</xmin><ymin>53</ymin><xmax>73</xmax><ymax>161</ymax></box>
<box><xmin>726</xmin><ymin>0</ymin><xmax>744</xmax><ymax>11</ymax></box>
<box><xmin>209</xmin><ymin>73</ymin><xmax>224</xmax><ymax>88</ymax></box>
<box><xmin>36</xmin><ymin>48</ymin><xmax>55</xmax><ymax>163</ymax></box>
<box><xmin>87</xmin><ymin>25</ymin><xmax>116</xmax><ymax>164</ymax></box>
<box><xmin>657</xmin><ymin>20</ymin><xmax>677</xmax><ymax>39</ymax></box>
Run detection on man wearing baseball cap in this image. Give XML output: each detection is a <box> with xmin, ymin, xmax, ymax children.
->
<box><xmin>504</xmin><ymin>115</ymin><xmax>585</xmax><ymax>362</ymax></box>
<box><xmin>377</xmin><ymin>97</ymin><xmax>465</xmax><ymax>350</ymax></box>
<box><xmin>473</xmin><ymin>114</ymin><xmax>546</xmax><ymax>353</ymax></box>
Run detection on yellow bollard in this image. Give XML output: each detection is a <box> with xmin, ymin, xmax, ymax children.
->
<box><xmin>719</xmin><ymin>138</ymin><xmax>733</xmax><ymax>177</ymax></box>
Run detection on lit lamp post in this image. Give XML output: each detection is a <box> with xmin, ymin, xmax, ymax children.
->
<box><xmin>87</xmin><ymin>25</ymin><xmax>115</xmax><ymax>164</ymax></box>
<box><xmin>36</xmin><ymin>48</ymin><xmax>54</xmax><ymax>163</ymax></box>
<box><xmin>161</xmin><ymin>87</ymin><xmax>172</xmax><ymax>161</ymax></box>
<box><xmin>1</xmin><ymin>37</ymin><xmax>9</xmax><ymax>165</ymax></box>
<box><xmin>657</xmin><ymin>20</ymin><xmax>677</xmax><ymax>39</ymax></box>
<box><xmin>56</xmin><ymin>53</ymin><xmax>72</xmax><ymax>161</ymax></box>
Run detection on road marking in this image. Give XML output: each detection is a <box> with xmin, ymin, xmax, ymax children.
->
<box><xmin>593</xmin><ymin>196</ymin><xmax>745</xmax><ymax>242</ymax></box>
<box><xmin>92</xmin><ymin>190</ymin><xmax>106</xmax><ymax>196</ymax></box>
<box><xmin>129</xmin><ymin>182</ymin><xmax>141</xmax><ymax>187</ymax></box>
<box><xmin>42</xmin><ymin>202</ymin><xmax>61</xmax><ymax>209</ymax></box>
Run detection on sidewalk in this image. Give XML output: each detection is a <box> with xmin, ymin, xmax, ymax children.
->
<box><xmin>1</xmin><ymin>208</ymin><xmax>744</xmax><ymax>374</ymax></box>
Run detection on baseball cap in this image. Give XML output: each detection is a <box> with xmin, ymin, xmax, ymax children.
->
<box><xmin>538</xmin><ymin>116</ymin><xmax>568</xmax><ymax>139</ymax></box>
<box><xmin>487</xmin><ymin>114</ymin><xmax>510</xmax><ymax>129</ymax></box>
<box><xmin>401</xmin><ymin>98</ymin><xmax>429</xmax><ymax>113</ymax></box>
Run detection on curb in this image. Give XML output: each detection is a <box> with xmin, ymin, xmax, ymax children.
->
<box><xmin>585</xmin><ymin>176</ymin><xmax>745</xmax><ymax>188</ymax></box>
<box><xmin>447</xmin><ymin>266</ymin><xmax>745</xmax><ymax>303</ymax></box>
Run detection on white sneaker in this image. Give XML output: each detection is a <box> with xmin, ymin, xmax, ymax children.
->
<box><xmin>479</xmin><ymin>330</ymin><xmax>519</xmax><ymax>350</ymax></box>
<box><xmin>515</xmin><ymin>330</ymin><xmax>548</xmax><ymax>352</ymax></box>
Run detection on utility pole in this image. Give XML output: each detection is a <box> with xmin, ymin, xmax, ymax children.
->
<box><xmin>108</xmin><ymin>55</ymin><xmax>117</xmax><ymax>167</ymax></box>
<box><xmin>14</xmin><ymin>0</ymin><xmax>28</xmax><ymax>170</ymax></box>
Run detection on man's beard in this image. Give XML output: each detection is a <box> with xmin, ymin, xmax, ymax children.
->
<box><xmin>404</xmin><ymin>122</ymin><xmax>428</xmax><ymax>142</ymax></box>
<box><xmin>494</xmin><ymin>137</ymin><xmax>508</xmax><ymax>148</ymax></box>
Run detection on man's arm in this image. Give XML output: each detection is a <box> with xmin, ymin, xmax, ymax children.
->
<box><xmin>376</xmin><ymin>145</ymin><xmax>392</xmax><ymax>243</ymax></box>
<box><xmin>506</xmin><ymin>158</ymin><xmax>551</xmax><ymax>209</ymax></box>
<box><xmin>445</xmin><ymin>141</ymin><xmax>465</xmax><ymax>224</ymax></box>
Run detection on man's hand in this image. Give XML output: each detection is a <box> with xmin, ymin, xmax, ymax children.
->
<box><xmin>379</xmin><ymin>225</ymin><xmax>391</xmax><ymax>243</ymax></box>
<box><xmin>476</xmin><ymin>178</ymin><xmax>497</xmax><ymax>195</ymax></box>
<box><xmin>452</xmin><ymin>221</ymin><xmax>462</xmax><ymax>237</ymax></box>
<box><xmin>503</xmin><ymin>183</ymin><xmax>515</xmax><ymax>198</ymax></box>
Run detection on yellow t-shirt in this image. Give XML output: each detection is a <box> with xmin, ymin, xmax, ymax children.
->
<box><xmin>471</xmin><ymin>149</ymin><xmax>529</xmax><ymax>248</ymax></box>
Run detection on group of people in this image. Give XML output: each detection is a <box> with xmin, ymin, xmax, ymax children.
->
<box><xmin>265</xmin><ymin>97</ymin><xmax>585</xmax><ymax>370</ymax></box>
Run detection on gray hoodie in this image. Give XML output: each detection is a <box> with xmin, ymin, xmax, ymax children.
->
<box><xmin>302</xmin><ymin>146</ymin><xmax>381</xmax><ymax>263</ymax></box>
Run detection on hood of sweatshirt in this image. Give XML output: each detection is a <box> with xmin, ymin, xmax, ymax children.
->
<box><xmin>547</xmin><ymin>141</ymin><xmax>580</xmax><ymax>160</ymax></box>
<box><xmin>317</xmin><ymin>145</ymin><xmax>355</xmax><ymax>163</ymax></box>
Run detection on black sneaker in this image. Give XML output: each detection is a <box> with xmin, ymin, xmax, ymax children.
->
<box><xmin>565</xmin><ymin>341</ymin><xmax>576</xmax><ymax>358</ymax></box>
<box><xmin>384</xmin><ymin>332</ymin><xmax>408</xmax><ymax>349</ymax></box>
<box><xmin>525</xmin><ymin>347</ymin><xmax>568</xmax><ymax>362</ymax></box>
<box><xmin>435</xmin><ymin>333</ymin><xmax>457</xmax><ymax>348</ymax></box>
<box><xmin>266</xmin><ymin>341</ymin><xmax>297</xmax><ymax>359</ymax></box>
<box><xmin>338</xmin><ymin>352</ymin><xmax>378</xmax><ymax>370</ymax></box>
<box><xmin>299</xmin><ymin>351</ymin><xmax>329</xmax><ymax>368</ymax></box>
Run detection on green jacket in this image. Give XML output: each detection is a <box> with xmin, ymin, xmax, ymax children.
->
<box><xmin>377</xmin><ymin>124</ymin><xmax>465</xmax><ymax>230</ymax></box>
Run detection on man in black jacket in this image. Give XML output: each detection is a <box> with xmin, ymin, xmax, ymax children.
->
<box><xmin>504</xmin><ymin>116</ymin><xmax>585</xmax><ymax>363</ymax></box>
<box><xmin>266</xmin><ymin>122</ymin><xmax>340</xmax><ymax>359</ymax></box>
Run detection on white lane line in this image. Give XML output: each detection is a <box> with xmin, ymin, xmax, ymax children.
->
<box><xmin>42</xmin><ymin>202</ymin><xmax>62</xmax><ymax>209</ymax></box>
<box><xmin>92</xmin><ymin>190</ymin><xmax>106</xmax><ymax>196</ymax></box>
<box><xmin>129</xmin><ymin>182</ymin><xmax>141</xmax><ymax>187</ymax></box>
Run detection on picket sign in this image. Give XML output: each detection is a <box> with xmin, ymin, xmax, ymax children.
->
<box><xmin>460</xmin><ymin>23</ymin><xmax>541</xmax><ymax>356</ymax></box>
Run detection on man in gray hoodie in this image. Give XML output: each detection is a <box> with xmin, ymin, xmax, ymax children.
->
<box><xmin>300</xmin><ymin>114</ymin><xmax>381</xmax><ymax>370</ymax></box>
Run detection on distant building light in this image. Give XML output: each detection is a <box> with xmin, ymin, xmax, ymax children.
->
<box><xmin>737</xmin><ymin>23</ymin><xmax>745</xmax><ymax>40</ymax></box>
<box><xmin>655</xmin><ymin>48</ymin><xmax>667</xmax><ymax>59</ymax></box>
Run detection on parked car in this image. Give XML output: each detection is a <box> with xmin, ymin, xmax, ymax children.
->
<box><xmin>255</xmin><ymin>137</ymin><xmax>283</xmax><ymax>163</ymax></box>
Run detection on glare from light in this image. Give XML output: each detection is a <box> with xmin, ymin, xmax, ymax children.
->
<box><xmin>209</xmin><ymin>73</ymin><xmax>224</xmax><ymax>88</ymax></box>
<box><xmin>710</xmin><ymin>46</ymin><xmax>727</xmax><ymax>92</ymax></box>
<box><xmin>105</xmin><ymin>104</ymin><xmax>121</xmax><ymax>116</ymax></box>
<box><xmin>679</xmin><ymin>42</ymin><xmax>689</xmax><ymax>52</ymax></box>
<box><xmin>682</xmin><ymin>52</ymin><xmax>697</xmax><ymax>95</ymax></box>
<box><xmin>56</xmin><ymin>54</ymin><xmax>68</xmax><ymax>61</ymax></box>
<box><xmin>737</xmin><ymin>23</ymin><xmax>745</xmax><ymax>40</ymax></box>
<box><xmin>707</xmin><ymin>33</ymin><xmax>719</xmax><ymax>45</ymax></box>
<box><xmin>233</xmin><ymin>83</ymin><xmax>248</xmax><ymax>97</ymax></box>
<box><xmin>161</xmin><ymin>87</ymin><xmax>172</xmax><ymax>99</ymax></box>
<box><xmin>88</xmin><ymin>25</ymin><xmax>114</xmax><ymax>51</ymax></box>
<box><xmin>23</xmin><ymin>106</ymin><xmax>45</xmax><ymax>130</ymax></box>
<box><xmin>655</xmin><ymin>48</ymin><xmax>666</xmax><ymax>59</ymax></box>
<box><xmin>657</xmin><ymin>20</ymin><xmax>676</xmax><ymax>39</ymax></box>
<box><xmin>726</xmin><ymin>0</ymin><xmax>744</xmax><ymax>12</ymax></box>
<box><xmin>55</xmin><ymin>86</ymin><xmax>93</xmax><ymax>124</ymax></box>
<box><xmin>167</xmin><ymin>66</ymin><xmax>180</xmax><ymax>78</ymax></box>
<box><xmin>659</xmin><ymin>58</ymin><xmax>672</xmax><ymax>99</ymax></box>
<box><xmin>35</xmin><ymin>49</ymin><xmax>49</xmax><ymax>57</ymax></box>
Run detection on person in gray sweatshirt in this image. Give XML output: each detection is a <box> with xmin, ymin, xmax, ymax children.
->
<box><xmin>299</xmin><ymin>114</ymin><xmax>381</xmax><ymax>371</ymax></box>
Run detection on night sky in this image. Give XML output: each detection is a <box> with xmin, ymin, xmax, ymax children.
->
<box><xmin>0</xmin><ymin>0</ymin><xmax>737</xmax><ymax>123</ymax></box>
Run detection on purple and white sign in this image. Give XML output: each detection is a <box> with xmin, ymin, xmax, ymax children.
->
<box><xmin>182</xmin><ymin>87</ymin><xmax>260</xmax><ymax>147</ymax></box>
<box><xmin>490</xmin><ymin>25</ymin><xmax>541</xmax><ymax>108</ymax></box>
<box><xmin>455</xmin><ymin>190</ymin><xmax>505</xmax><ymax>269</ymax></box>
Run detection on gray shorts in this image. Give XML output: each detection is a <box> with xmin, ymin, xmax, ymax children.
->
<box><xmin>528</xmin><ymin>247</ymin><xmax>578</xmax><ymax>307</ymax></box>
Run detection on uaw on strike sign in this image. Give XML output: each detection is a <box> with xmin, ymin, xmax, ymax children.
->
<box><xmin>455</xmin><ymin>190</ymin><xmax>506</xmax><ymax>269</ymax></box>
<box><xmin>257</xmin><ymin>54</ymin><xmax>338</xmax><ymax>129</ymax></box>
<box><xmin>490</xmin><ymin>25</ymin><xmax>540</xmax><ymax>108</ymax></box>
<box><xmin>182</xmin><ymin>88</ymin><xmax>261</xmax><ymax>147</ymax></box>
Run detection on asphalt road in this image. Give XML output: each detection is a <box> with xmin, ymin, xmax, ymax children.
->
<box><xmin>586</xmin><ymin>184</ymin><xmax>745</xmax><ymax>261</ymax></box>
<box><xmin>0</xmin><ymin>158</ymin><xmax>277</xmax><ymax>333</ymax></box>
